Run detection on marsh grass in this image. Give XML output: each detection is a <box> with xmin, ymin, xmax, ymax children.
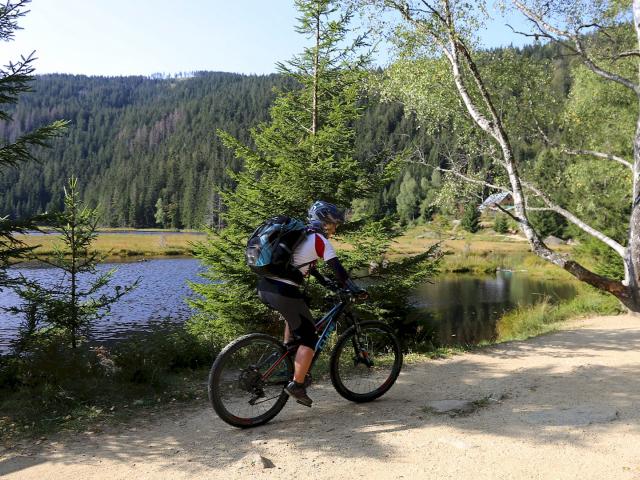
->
<box><xmin>17</xmin><ymin>232</ymin><xmax>203</xmax><ymax>259</ymax></box>
<box><xmin>495</xmin><ymin>285</ymin><xmax>623</xmax><ymax>342</ymax></box>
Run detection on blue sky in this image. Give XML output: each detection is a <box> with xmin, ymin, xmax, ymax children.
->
<box><xmin>0</xmin><ymin>1</ymin><xmax>532</xmax><ymax>77</ymax></box>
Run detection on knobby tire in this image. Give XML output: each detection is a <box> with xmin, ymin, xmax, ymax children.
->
<box><xmin>329</xmin><ymin>321</ymin><xmax>403</xmax><ymax>402</ymax></box>
<box><xmin>208</xmin><ymin>333</ymin><xmax>293</xmax><ymax>428</ymax></box>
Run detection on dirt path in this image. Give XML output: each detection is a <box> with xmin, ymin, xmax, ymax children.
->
<box><xmin>3</xmin><ymin>314</ymin><xmax>640</xmax><ymax>480</ymax></box>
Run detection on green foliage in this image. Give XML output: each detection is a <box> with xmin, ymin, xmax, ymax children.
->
<box><xmin>154</xmin><ymin>197</ymin><xmax>165</xmax><ymax>227</ymax></box>
<box><xmin>460</xmin><ymin>203</ymin><xmax>480</xmax><ymax>233</ymax></box>
<box><xmin>8</xmin><ymin>178</ymin><xmax>138</xmax><ymax>349</ymax></box>
<box><xmin>494</xmin><ymin>214</ymin><xmax>508</xmax><ymax>234</ymax></box>
<box><xmin>0</xmin><ymin>0</ymin><xmax>67</xmax><ymax>293</ymax></box>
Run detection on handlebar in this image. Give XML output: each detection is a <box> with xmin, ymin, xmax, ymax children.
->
<box><xmin>327</xmin><ymin>286</ymin><xmax>368</xmax><ymax>303</ymax></box>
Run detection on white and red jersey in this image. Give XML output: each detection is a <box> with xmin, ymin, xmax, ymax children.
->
<box><xmin>269</xmin><ymin>232</ymin><xmax>337</xmax><ymax>286</ymax></box>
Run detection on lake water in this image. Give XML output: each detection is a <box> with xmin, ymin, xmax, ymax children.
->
<box><xmin>0</xmin><ymin>258</ymin><xmax>204</xmax><ymax>352</ymax></box>
<box><xmin>405</xmin><ymin>272</ymin><xmax>576</xmax><ymax>348</ymax></box>
<box><xmin>0</xmin><ymin>259</ymin><xmax>577</xmax><ymax>352</ymax></box>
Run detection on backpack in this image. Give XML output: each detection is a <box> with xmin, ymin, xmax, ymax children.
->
<box><xmin>245</xmin><ymin>215</ymin><xmax>308</xmax><ymax>282</ymax></box>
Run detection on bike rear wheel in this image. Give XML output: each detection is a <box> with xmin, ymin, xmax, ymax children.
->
<box><xmin>330</xmin><ymin>321</ymin><xmax>403</xmax><ymax>402</ymax></box>
<box><xmin>208</xmin><ymin>333</ymin><xmax>293</xmax><ymax>428</ymax></box>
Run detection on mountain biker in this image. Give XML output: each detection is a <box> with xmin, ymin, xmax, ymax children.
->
<box><xmin>256</xmin><ymin>200</ymin><xmax>367</xmax><ymax>407</ymax></box>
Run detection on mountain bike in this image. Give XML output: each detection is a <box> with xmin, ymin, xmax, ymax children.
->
<box><xmin>208</xmin><ymin>289</ymin><xmax>403</xmax><ymax>428</ymax></box>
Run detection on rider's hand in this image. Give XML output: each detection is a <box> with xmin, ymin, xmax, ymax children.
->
<box><xmin>350</xmin><ymin>287</ymin><xmax>368</xmax><ymax>301</ymax></box>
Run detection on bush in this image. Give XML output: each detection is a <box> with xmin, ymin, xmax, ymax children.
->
<box><xmin>494</xmin><ymin>215</ymin><xmax>508</xmax><ymax>234</ymax></box>
<box><xmin>0</xmin><ymin>356</ymin><xmax>21</xmax><ymax>391</ymax></box>
<box><xmin>9</xmin><ymin>334</ymin><xmax>105</xmax><ymax>389</ymax></box>
<box><xmin>112</xmin><ymin>325</ymin><xmax>215</xmax><ymax>384</ymax></box>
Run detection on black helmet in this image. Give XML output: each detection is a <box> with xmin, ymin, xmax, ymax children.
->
<box><xmin>308</xmin><ymin>200</ymin><xmax>345</xmax><ymax>226</ymax></box>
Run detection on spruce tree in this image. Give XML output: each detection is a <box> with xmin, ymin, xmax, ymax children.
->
<box><xmin>461</xmin><ymin>203</ymin><xmax>480</xmax><ymax>233</ymax></box>
<box><xmin>494</xmin><ymin>214</ymin><xmax>508</xmax><ymax>234</ymax></box>
<box><xmin>0</xmin><ymin>0</ymin><xmax>67</xmax><ymax>292</ymax></box>
<box><xmin>189</xmin><ymin>0</ymin><xmax>438</xmax><ymax>345</ymax></box>
<box><xmin>8</xmin><ymin>178</ymin><xmax>138</xmax><ymax>349</ymax></box>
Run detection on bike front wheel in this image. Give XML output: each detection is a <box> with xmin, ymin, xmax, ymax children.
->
<box><xmin>208</xmin><ymin>333</ymin><xmax>293</xmax><ymax>428</ymax></box>
<box><xmin>330</xmin><ymin>321</ymin><xmax>403</xmax><ymax>403</ymax></box>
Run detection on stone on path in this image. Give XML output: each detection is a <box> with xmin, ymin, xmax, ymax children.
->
<box><xmin>523</xmin><ymin>406</ymin><xmax>619</xmax><ymax>427</ymax></box>
<box><xmin>425</xmin><ymin>400</ymin><xmax>477</xmax><ymax>415</ymax></box>
<box><xmin>260</xmin><ymin>455</ymin><xmax>275</xmax><ymax>469</ymax></box>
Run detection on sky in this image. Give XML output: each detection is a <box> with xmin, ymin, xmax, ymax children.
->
<box><xmin>0</xmin><ymin>0</ymin><xmax>533</xmax><ymax>77</ymax></box>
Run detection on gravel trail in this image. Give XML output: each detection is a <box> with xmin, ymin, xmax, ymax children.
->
<box><xmin>2</xmin><ymin>314</ymin><xmax>640</xmax><ymax>479</ymax></box>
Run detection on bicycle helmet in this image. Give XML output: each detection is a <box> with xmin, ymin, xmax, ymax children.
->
<box><xmin>308</xmin><ymin>200</ymin><xmax>345</xmax><ymax>226</ymax></box>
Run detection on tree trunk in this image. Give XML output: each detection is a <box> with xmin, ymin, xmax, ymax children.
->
<box><xmin>311</xmin><ymin>7</ymin><xmax>320</xmax><ymax>135</ymax></box>
<box><xmin>627</xmin><ymin>1</ymin><xmax>640</xmax><ymax>312</ymax></box>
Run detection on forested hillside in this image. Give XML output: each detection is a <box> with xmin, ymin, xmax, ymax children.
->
<box><xmin>0</xmin><ymin>71</ymin><xmax>430</xmax><ymax>228</ymax></box>
<box><xmin>0</xmin><ymin>41</ymin><xmax>577</xmax><ymax>230</ymax></box>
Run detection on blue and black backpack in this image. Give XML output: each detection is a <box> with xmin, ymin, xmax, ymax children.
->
<box><xmin>245</xmin><ymin>215</ymin><xmax>308</xmax><ymax>282</ymax></box>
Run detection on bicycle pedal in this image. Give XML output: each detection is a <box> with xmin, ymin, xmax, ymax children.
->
<box><xmin>295</xmin><ymin>398</ymin><xmax>312</xmax><ymax>407</ymax></box>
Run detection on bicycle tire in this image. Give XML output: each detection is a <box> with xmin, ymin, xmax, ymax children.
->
<box><xmin>329</xmin><ymin>321</ymin><xmax>403</xmax><ymax>403</ymax></box>
<box><xmin>208</xmin><ymin>333</ymin><xmax>293</xmax><ymax>428</ymax></box>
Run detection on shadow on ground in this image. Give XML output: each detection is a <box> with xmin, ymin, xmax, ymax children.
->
<box><xmin>2</xmin><ymin>319</ymin><xmax>640</xmax><ymax>476</ymax></box>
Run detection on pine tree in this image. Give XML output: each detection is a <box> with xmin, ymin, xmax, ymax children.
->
<box><xmin>0</xmin><ymin>0</ymin><xmax>67</xmax><ymax>292</ymax></box>
<box><xmin>8</xmin><ymin>178</ymin><xmax>138</xmax><ymax>349</ymax></box>
<box><xmin>189</xmin><ymin>0</ymin><xmax>437</xmax><ymax>344</ymax></box>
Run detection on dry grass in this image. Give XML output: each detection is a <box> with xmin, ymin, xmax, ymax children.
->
<box><xmin>16</xmin><ymin>232</ymin><xmax>204</xmax><ymax>259</ymax></box>
<box><xmin>17</xmin><ymin>224</ymin><xmax>573</xmax><ymax>273</ymax></box>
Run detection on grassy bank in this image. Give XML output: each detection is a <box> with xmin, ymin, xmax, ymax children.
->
<box><xmin>17</xmin><ymin>231</ymin><xmax>204</xmax><ymax>259</ymax></box>
<box><xmin>494</xmin><ymin>285</ymin><xmax>623</xmax><ymax>342</ymax></box>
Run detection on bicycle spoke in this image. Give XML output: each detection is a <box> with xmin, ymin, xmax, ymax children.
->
<box><xmin>210</xmin><ymin>336</ymin><xmax>293</xmax><ymax>425</ymax></box>
<box><xmin>330</xmin><ymin>322</ymin><xmax>402</xmax><ymax>401</ymax></box>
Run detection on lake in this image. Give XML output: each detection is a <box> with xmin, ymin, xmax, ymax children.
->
<box><xmin>0</xmin><ymin>258</ymin><xmax>577</xmax><ymax>352</ymax></box>
<box><xmin>0</xmin><ymin>258</ymin><xmax>204</xmax><ymax>352</ymax></box>
<box><xmin>405</xmin><ymin>272</ymin><xmax>576</xmax><ymax>348</ymax></box>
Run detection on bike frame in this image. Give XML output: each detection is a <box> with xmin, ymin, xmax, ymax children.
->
<box><xmin>260</xmin><ymin>294</ymin><xmax>356</xmax><ymax>382</ymax></box>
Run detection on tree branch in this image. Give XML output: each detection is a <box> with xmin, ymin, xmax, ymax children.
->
<box><xmin>513</xmin><ymin>0</ymin><xmax>640</xmax><ymax>95</ymax></box>
<box><xmin>534</xmin><ymin>118</ymin><xmax>633</xmax><ymax>170</ymax></box>
<box><xmin>521</xmin><ymin>180</ymin><xmax>626</xmax><ymax>258</ymax></box>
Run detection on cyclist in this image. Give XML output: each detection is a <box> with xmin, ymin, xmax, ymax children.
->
<box><xmin>256</xmin><ymin>200</ymin><xmax>366</xmax><ymax>407</ymax></box>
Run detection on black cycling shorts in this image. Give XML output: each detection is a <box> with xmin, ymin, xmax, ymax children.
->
<box><xmin>257</xmin><ymin>277</ymin><xmax>318</xmax><ymax>349</ymax></box>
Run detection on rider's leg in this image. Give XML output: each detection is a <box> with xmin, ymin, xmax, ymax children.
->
<box><xmin>256</xmin><ymin>278</ymin><xmax>317</xmax><ymax>406</ymax></box>
<box><xmin>284</xmin><ymin>323</ymin><xmax>294</xmax><ymax>344</ymax></box>
<box><xmin>293</xmin><ymin>345</ymin><xmax>314</xmax><ymax>383</ymax></box>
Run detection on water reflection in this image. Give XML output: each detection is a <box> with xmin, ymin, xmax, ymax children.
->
<box><xmin>403</xmin><ymin>271</ymin><xmax>576</xmax><ymax>348</ymax></box>
<box><xmin>0</xmin><ymin>258</ymin><xmax>204</xmax><ymax>351</ymax></box>
<box><xmin>0</xmin><ymin>261</ymin><xmax>577</xmax><ymax>353</ymax></box>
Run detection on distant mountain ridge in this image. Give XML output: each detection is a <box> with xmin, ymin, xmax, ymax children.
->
<box><xmin>0</xmin><ymin>71</ymin><xmax>420</xmax><ymax>228</ymax></box>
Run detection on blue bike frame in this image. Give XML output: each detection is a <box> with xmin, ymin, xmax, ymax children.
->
<box><xmin>260</xmin><ymin>296</ymin><xmax>352</xmax><ymax>382</ymax></box>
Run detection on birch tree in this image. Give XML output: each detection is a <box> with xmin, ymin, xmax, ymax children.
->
<box><xmin>363</xmin><ymin>0</ymin><xmax>640</xmax><ymax>312</ymax></box>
